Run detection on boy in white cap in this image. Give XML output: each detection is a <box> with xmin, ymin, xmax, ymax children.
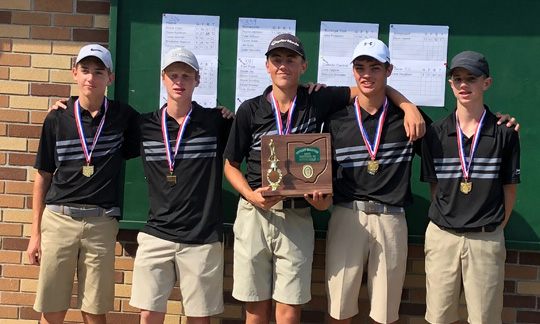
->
<box><xmin>129</xmin><ymin>47</ymin><xmax>233</xmax><ymax>324</ymax></box>
<box><xmin>28</xmin><ymin>44</ymin><xmax>140</xmax><ymax>324</ymax></box>
<box><xmin>421</xmin><ymin>51</ymin><xmax>520</xmax><ymax>324</ymax></box>
<box><xmin>223</xmin><ymin>34</ymin><xmax>425</xmax><ymax>324</ymax></box>
<box><xmin>323</xmin><ymin>38</ymin><xmax>431</xmax><ymax>324</ymax></box>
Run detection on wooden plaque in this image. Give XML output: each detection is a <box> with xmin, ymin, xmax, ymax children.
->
<box><xmin>261</xmin><ymin>133</ymin><xmax>332</xmax><ymax>197</ymax></box>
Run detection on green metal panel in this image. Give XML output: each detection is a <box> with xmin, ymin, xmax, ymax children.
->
<box><xmin>111</xmin><ymin>0</ymin><xmax>540</xmax><ymax>250</ymax></box>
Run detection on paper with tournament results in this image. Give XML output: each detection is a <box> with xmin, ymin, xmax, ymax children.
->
<box><xmin>317</xmin><ymin>21</ymin><xmax>379</xmax><ymax>87</ymax></box>
<box><xmin>160</xmin><ymin>13</ymin><xmax>220</xmax><ymax>108</ymax></box>
<box><xmin>235</xmin><ymin>17</ymin><xmax>296</xmax><ymax>109</ymax></box>
<box><xmin>388</xmin><ymin>24</ymin><xmax>449</xmax><ymax>107</ymax></box>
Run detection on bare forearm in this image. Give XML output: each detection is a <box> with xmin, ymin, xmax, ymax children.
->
<box><xmin>502</xmin><ymin>184</ymin><xmax>517</xmax><ymax>228</ymax></box>
<box><xmin>224</xmin><ymin>160</ymin><xmax>253</xmax><ymax>199</ymax></box>
<box><xmin>429</xmin><ymin>183</ymin><xmax>437</xmax><ymax>202</ymax></box>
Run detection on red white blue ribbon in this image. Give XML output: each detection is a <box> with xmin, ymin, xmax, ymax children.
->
<box><xmin>161</xmin><ymin>105</ymin><xmax>192</xmax><ymax>173</ymax></box>
<box><xmin>74</xmin><ymin>98</ymin><xmax>109</xmax><ymax>165</ymax></box>
<box><xmin>456</xmin><ymin>109</ymin><xmax>486</xmax><ymax>180</ymax></box>
<box><xmin>270</xmin><ymin>91</ymin><xmax>297</xmax><ymax>135</ymax></box>
<box><xmin>354</xmin><ymin>96</ymin><xmax>388</xmax><ymax>161</ymax></box>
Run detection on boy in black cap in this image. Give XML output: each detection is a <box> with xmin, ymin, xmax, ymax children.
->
<box><xmin>421</xmin><ymin>51</ymin><xmax>520</xmax><ymax>324</ymax></box>
<box><xmin>224</xmin><ymin>34</ymin><xmax>425</xmax><ymax>324</ymax></box>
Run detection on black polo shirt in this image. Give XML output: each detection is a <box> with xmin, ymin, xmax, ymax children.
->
<box><xmin>139</xmin><ymin>102</ymin><xmax>232</xmax><ymax>244</ymax></box>
<box><xmin>327</xmin><ymin>100</ymin><xmax>430</xmax><ymax>207</ymax></box>
<box><xmin>34</xmin><ymin>96</ymin><xmax>140</xmax><ymax>209</ymax></box>
<box><xmin>420</xmin><ymin>107</ymin><xmax>520</xmax><ymax>229</ymax></box>
<box><xmin>224</xmin><ymin>85</ymin><xmax>350</xmax><ymax>191</ymax></box>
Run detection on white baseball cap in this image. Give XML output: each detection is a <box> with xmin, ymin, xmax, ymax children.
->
<box><xmin>76</xmin><ymin>44</ymin><xmax>113</xmax><ymax>71</ymax></box>
<box><xmin>161</xmin><ymin>47</ymin><xmax>199</xmax><ymax>72</ymax></box>
<box><xmin>351</xmin><ymin>38</ymin><xmax>391</xmax><ymax>64</ymax></box>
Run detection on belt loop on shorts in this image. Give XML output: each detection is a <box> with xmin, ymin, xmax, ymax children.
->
<box><xmin>338</xmin><ymin>200</ymin><xmax>404</xmax><ymax>214</ymax></box>
<box><xmin>46</xmin><ymin>204</ymin><xmax>121</xmax><ymax>218</ymax></box>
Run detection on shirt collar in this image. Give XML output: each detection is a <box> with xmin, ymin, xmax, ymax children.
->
<box><xmin>447</xmin><ymin>105</ymin><xmax>496</xmax><ymax>137</ymax></box>
<box><xmin>159</xmin><ymin>101</ymin><xmax>202</xmax><ymax>124</ymax></box>
<box><xmin>258</xmin><ymin>85</ymin><xmax>308</xmax><ymax>119</ymax></box>
<box><xmin>66</xmin><ymin>96</ymin><xmax>107</xmax><ymax>118</ymax></box>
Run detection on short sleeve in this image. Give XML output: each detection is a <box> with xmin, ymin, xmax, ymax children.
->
<box><xmin>420</xmin><ymin>125</ymin><xmax>438</xmax><ymax>183</ymax></box>
<box><xmin>312</xmin><ymin>86</ymin><xmax>350</xmax><ymax>122</ymax></box>
<box><xmin>223</xmin><ymin>103</ymin><xmax>253</xmax><ymax>163</ymax></box>
<box><xmin>34</xmin><ymin>112</ymin><xmax>59</xmax><ymax>173</ymax></box>
<box><xmin>121</xmin><ymin>104</ymin><xmax>141</xmax><ymax>160</ymax></box>
<box><xmin>501</xmin><ymin>129</ymin><xmax>520</xmax><ymax>184</ymax></box>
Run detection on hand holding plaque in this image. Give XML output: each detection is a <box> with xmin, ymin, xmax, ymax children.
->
<box><xmin>261</xmin><ymin>133</ymin><xmax>332</xmax><ymax>197</ymax></box>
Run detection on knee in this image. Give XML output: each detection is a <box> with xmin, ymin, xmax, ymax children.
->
<box><xmin>140</xmin><ymin>310</ymin><xmax>165</xmax><ymax>324</ymax></box>
<box><xmin>275</xmin><ymin>303</ymin><xmax>301</xmax><ymax>324</ymax></box>
<box><xmin>246</xmin><ymin>301</ymin><xmax>272</xmax><ymax>324</ymax></box>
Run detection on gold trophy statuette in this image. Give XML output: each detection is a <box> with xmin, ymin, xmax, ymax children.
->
<box><xmin>266</xmin><ymin>139</ymin><xmax>283</xmax><ymax>191</ymax></box>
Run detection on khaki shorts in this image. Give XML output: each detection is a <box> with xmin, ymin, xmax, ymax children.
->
<box><xmin>425</xmin><ymin>221</ymin><xmax>505</xmax><ymax>324</ymax></box>
<box><xmin>232</xmin><ymin>198</ymin><xmax>314</xmax><ymax>305</ymax></box>
<box><xmin>34</xmin><ymin>207</ymin><xmax>118</xmax><ymax>314</ymax></box>
<box><xmin>129</xmin><ymin>232</ymin><xmax>224</xmax><ymax>316</ymax></box>
<box><xmin>326</xmin><ymin>205</ymin><xmax>408</xmax><ymax>323</ymax></box>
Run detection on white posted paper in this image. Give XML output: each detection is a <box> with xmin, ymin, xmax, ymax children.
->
<box><xmin>235</xmin><ymin>18</ymin><xmax>296</xmax><ymax>109</ymax></box>
<box><xmin>388</xmin><ymin>24</ymin><xmax>449</xmax><ymax>107</ymax></box>
<box><xmin>160</xmin><ymin>13</ymin><xmax>220</xmax><ymax>108</ymax></box>
<box><xmin>317</xmin><ymin>21</ymin><xmax>379</xmax><ymax>87</ymax></box>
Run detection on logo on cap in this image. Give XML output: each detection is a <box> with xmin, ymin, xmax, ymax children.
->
<box><xmin>271</xmin><ymin>39</ymin><xmax>300</xmax><ymax>47</ymax></box>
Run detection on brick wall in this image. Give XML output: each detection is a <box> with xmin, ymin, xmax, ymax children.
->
<box><xmin>1</xmin><ymin>1</ymin><xmax>539</xmax><ymax>323</ymax></box>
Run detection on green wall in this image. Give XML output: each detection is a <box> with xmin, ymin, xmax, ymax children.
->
<box><xmin>110</xmin><ymin>0</ymin><xmax>540</xmax><ymax>250</ymax></box>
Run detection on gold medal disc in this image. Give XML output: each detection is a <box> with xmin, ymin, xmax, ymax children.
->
<box><xmin>82</xmin><ymin>165</ymin><xmax>94</xmax><ymax>177</ymax></box>
<box><xmin>460</xmin><ymin>181</ymin><xmax>472</xmax><ymax>194</ymax></box>
<box><xmin>367</xmin><ymin>160</ymin><xmax>379</xmax><ymax>175</ymax></box>
<box><xmin>166</xmin><ymin>174</ymin><xmax>177</xmax><ymax>186</ymax></box>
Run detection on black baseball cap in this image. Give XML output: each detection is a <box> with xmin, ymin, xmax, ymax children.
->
<box><xmin>448</xmin><ymin>51</ymin><xmax>490</xmax><ymax>77</ymax></box>
<box><xmin>265</xmin><ymin>34</ymin><xmax>306</xmax><ymax>59</ymax></box>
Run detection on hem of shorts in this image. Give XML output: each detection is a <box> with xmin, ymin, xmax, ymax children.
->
<box><xmin>184</xmin><ymin>306</ymin><xmax>225</xmax><ymax>318</ymax></box>
<box><xmin>33</xmin><ymin>305</ymin><xmax>69</xmax><ymax>314</ymax></box>
<box><xmin>232</xmin><ymin>291</ymin><xmax>271</xmax><ymax>303</ymax></box>
<box><xmin>328</xmin><ymin>310</ymin><xmax>358</xmax><ymax>321</ymax></box>
<box><xmin>370</xmin><ymin>314</ymin><xmax>399</xmax><ymax>324</ymax></box>
<box><xmin>273</xmin><ymin>295</ymin><xmax>310</xmax><ymax>306</ymax></box>
<box><xmin>425</xmin><ymin>315</ymin><xmax>458</xmax><ymax>324</ymax></box>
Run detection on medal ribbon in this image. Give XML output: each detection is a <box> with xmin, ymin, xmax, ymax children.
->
<box><xmin>161</xmin><ymin>105</ymin><xmax>192</xmax><ymax>173</ymax></box>
<box><xmin>270</xmin><ymin>91</ymin><xmax>297</xmax><ymax>135</ymax></box>
<box><xmin>353</xmin><ymin>96</ymin><xmax>389</xmax><ymax>161</ymax></box>
<box><xmin>456</xmin><ymin>109</ymin><xmax>486</xmax><ymax>180</ymax></box>
<box><xmin>74</xmin><ymin>98</ymin><xmax>109</xmax><ymax>165</ymax></box>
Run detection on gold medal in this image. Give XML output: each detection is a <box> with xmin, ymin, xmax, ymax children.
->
<box><xmin>367</xmin><ymin>160</ymin><xmax>379</xmax><ymax>175</ymax></box>
<box><xmin>460</xmin><ymin>180</ymin><xmax>472</xmax><ymax>194</ymax></box>
<box><xmin>82</xmin><ymin>164</ymin><xmax>94</xmax><ymax>177</ymax></box>
<box><xmin>166</xmin><ymin>174</ymin><xmax>177</xmax><ymax>186</ymax></box>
